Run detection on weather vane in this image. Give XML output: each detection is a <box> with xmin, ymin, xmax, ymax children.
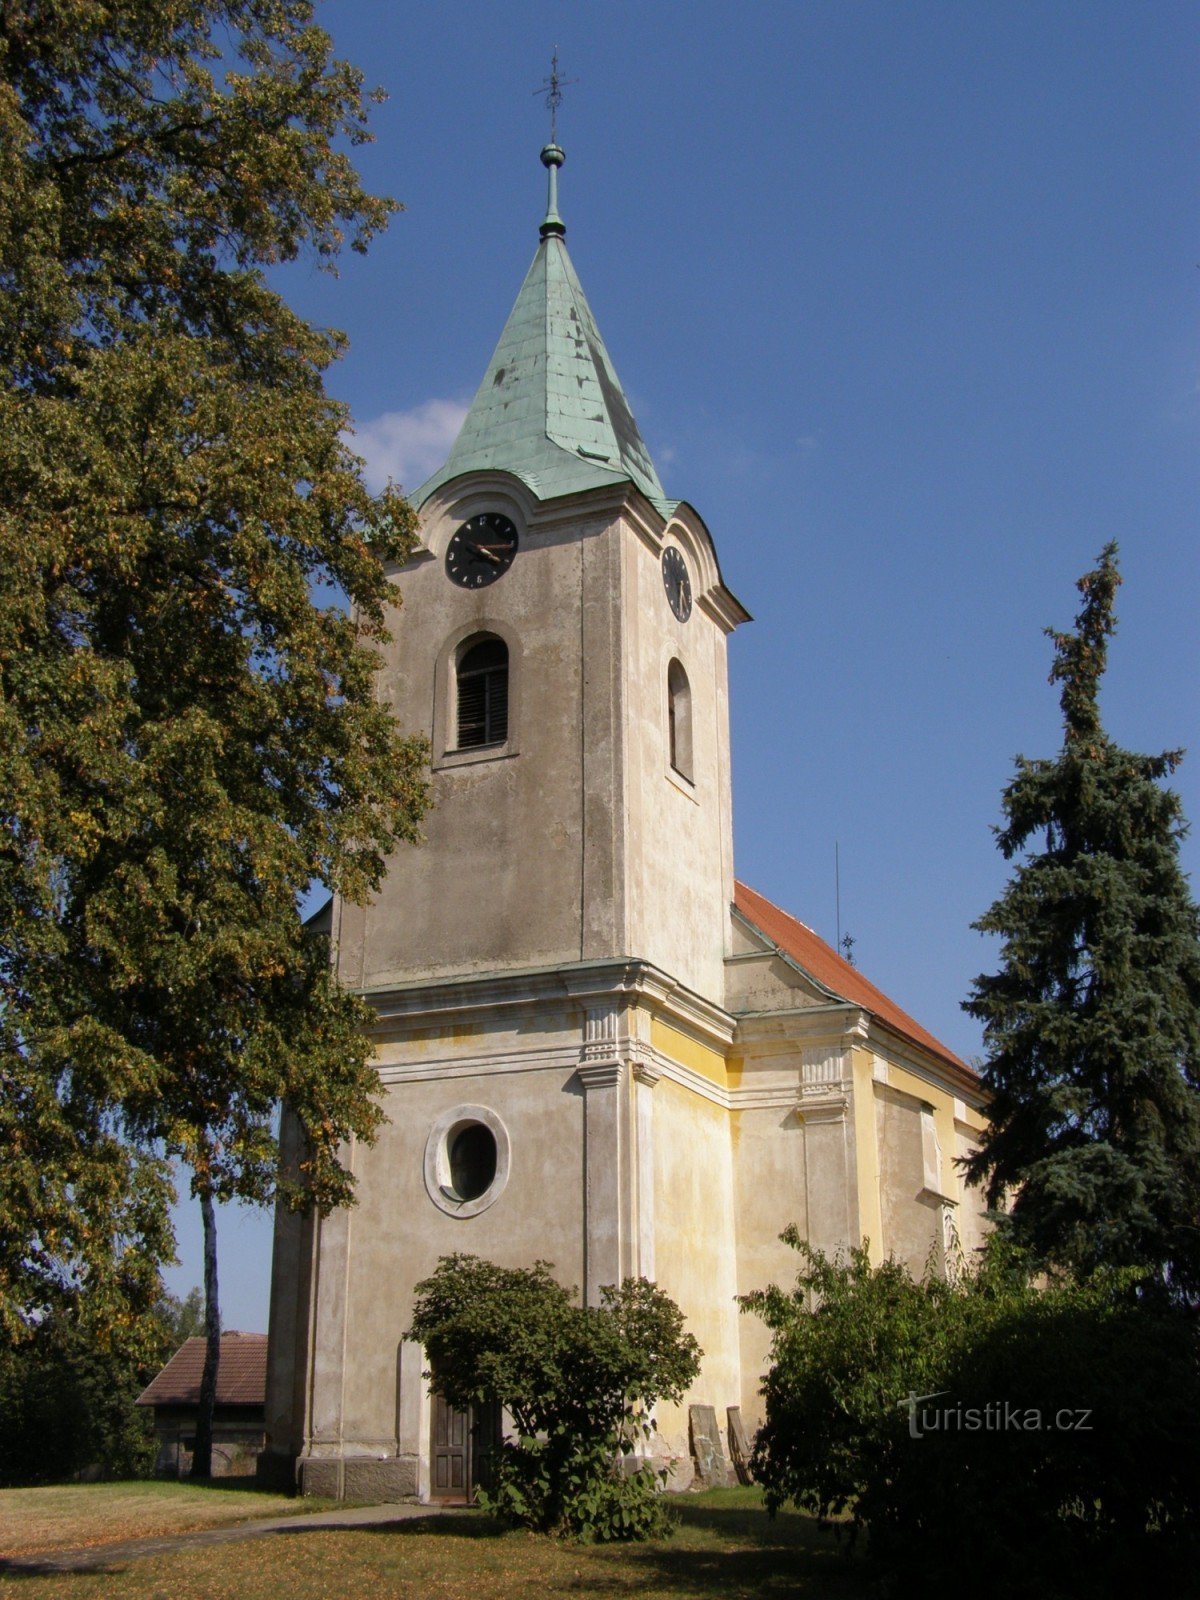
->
<box><xmin>533</xmin><ymin>48</ymin><xmax>575</xmax><ymax>144</ymax></box>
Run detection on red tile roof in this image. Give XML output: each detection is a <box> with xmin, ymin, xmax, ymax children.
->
<box><xmin>733</xmin><ymin>881</ymin><xmax>971</xmax><ymax>1078</ymax></box>
<box><xmin>136</xmin><ymin>1332</ymin><xmax>268</xmax><ymax>1408</ymax></box>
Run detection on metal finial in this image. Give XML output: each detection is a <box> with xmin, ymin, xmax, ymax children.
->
<box><xmin>535</xmin><ymin>51</ymin><xmax>571</xmax><ymax>241</ymax></box>
<box><xmin>533</xmin><ymin>48</ymin><xmax>575</xmax><ymax>145</ymax></box>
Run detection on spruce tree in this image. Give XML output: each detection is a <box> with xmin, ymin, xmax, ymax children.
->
<box><xmin>965</xmin><ymin>544</ymin><xmax>1200</xmax><ymax>1296</ymax></box>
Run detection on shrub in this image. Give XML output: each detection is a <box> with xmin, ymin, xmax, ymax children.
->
<box><xmin>408</xmin><ymin>1256</ymin><xmax>701</xmax><ymax>1541</ymax></box>
<box><xmin>743</xmin><ymin>1231</ymin><xmax>1200</xmax><ymax>1597</ymax></box>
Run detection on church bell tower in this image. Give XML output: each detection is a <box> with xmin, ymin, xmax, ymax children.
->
<box><xmin>263</xmin><ymin>138</ymin><xmax>753</xmax><ymax>1502</ymax></box>
<box><xmin>334</xmin><ymin>139</ymin><xmax>750</xmax><ymax>1004</ymax></box>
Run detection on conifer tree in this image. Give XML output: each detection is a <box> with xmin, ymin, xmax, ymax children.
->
<box><xmin>0</xmin><ymin>2</ymin><xmax>429</xmax><ymax>1466</ymax></box>
<box><xmin>965</xmin><ymin>544</ymin><xmax>1200</xmax><ymax>1295</ymax></box>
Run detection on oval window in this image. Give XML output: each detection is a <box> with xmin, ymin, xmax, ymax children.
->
<box><xmin>448</xmin><ymin>1122</ymin><xmax>497</xmax><ymax>1202</ymax></box>
<box><xmin>424</xmin><ymin>1105</ymin><xmax>511</xmax><ymax>1218</ymax></box>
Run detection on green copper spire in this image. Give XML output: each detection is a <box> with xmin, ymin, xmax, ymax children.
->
<box><xmin>415</xmin><ymin>144</ymin><xmax>671</xmax><ymax>513</ymax></box>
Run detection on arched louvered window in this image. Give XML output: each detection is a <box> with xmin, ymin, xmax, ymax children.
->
<box><xmin>456</xmin><ymin>636</ymin><xmax>509</xmax><ymax>749</ymax></box>
<box><xmin>667</xmin><ymin>658</ymin><xmax>692</xmax><ymax>782</ymax></box>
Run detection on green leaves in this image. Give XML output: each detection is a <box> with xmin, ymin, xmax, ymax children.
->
<box><xmin>408</xmin><ymin>1256</ymin><xmax>701</xmax><ymax>1541</ymax></box>
<box><xmin>964</xmin><ymin>546</ymin><xmax>1200</xmax><ymax>1296</ymax></box>
<box><xmin>744</xmin><ymin>1234</ymin><xmax>1200</xmax><ymax>1594</ymax></box>
<box><xmin>0</xmin><ymin>3</ymin><xmax>428</xmax><ymax>1336</ymax></box>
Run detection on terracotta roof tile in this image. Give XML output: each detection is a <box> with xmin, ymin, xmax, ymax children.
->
<box><xmin>136</xmin><ymin>1332</ymin><xmax>267</xmax><ymax>1408</ymax></box>
<box><xmin>733</xmin><ymin>881</ymin><xmax>971</xmax><ymax>1078</ymax></box>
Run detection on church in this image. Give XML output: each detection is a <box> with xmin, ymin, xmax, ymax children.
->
<box><xmin>260</xmin><ymin>138</ymin><xmax>989</xmax><ymax>1502</ymax></box>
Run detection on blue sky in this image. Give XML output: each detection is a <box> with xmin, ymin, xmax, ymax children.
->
<box><xmin>164</xmin><ymin>1</ymin><xmax>1199</xmax><ymax>1330</ymax></box>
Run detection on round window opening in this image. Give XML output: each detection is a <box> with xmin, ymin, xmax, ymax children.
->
<box><xmin>448</xmin><ymin>1122</ymin><xmax>497</xmax><ymax>1202</ymax></box>
<box><xmin>424</xmin><ymin>1104</ymin><xmax>510</xmax><ymax>1218</ymax></box>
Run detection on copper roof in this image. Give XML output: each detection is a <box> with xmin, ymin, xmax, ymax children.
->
<box><xmin>415</xmin><ymin>144</ymin><xmax>672</xmax><ymax>516</ymax></box>
<box><xmin>733</xmin><ymin>881</ymin><xmax>971</xmax><ymax>1079</ymax></box>
<box><xmin>136</xmin><ymin>1332</ymin><xmax>267</xmax><ymax>1408</ymax></box>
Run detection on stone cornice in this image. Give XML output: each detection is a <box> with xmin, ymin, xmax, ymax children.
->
<box><xmin>360</xmin><ymin>956</ymin><xmax>737</xmax><ymax>1052</ymax></box>
<box><xmin>734</xmin><ymin>1002</ymin><xmax>984</xmax><ymax>1107</ymax></box>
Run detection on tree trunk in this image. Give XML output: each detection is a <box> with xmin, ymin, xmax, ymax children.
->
<box><xmin>191</xmin><ymin>1187</ymin><xmax>220</xmax><ymax>1478</ymax></box>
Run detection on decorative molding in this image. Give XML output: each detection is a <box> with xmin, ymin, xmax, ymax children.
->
<box><xmin>632</xmin><ymin>1061</ymin><xmax>662</xmax><ymax>1088</ymax></box>
<box><xmin>432</xmin><ymin>745</ymin><xmax>519</xmax><ymax>774</ymax></box>
<box><xmin>422</xmin><ymin>1104</ymin><xmax>511</xmax><ymax>1220</ymax></box>
<box><xmin>801</xmin><ymin>1045</ymin><xmax>849</xmax><ymax>1089</ymax></box>
<box><xmin>375</xmin><ymin>1044</ymin><xmax>583</xmax><ymax>1086</ymax></box>
<box><xmin>578</xmin><ymin>1061</ymin><xmax>623</xmax><ymax>1091</ymax></box>
<box><xmin>840</xmin><ymin>1015</ymin><xmax>871</xmax><ymax>1048</ymax></box>
<box><xmin>727</xmin><ymin>1084</ymin><xmax>807</xmax><ymax>1110</ymax></box>
<box><xmin>362</xmin><ymin>956</ymin><xmax>737</xmax><ymax>1053</ymax></box>
<box><xmin>735</xmin><ymin>1001</ymin><xmax>983</xmax><ymax>1106</ymax></box>
<box><xmin>794</xmin><ymin>1095</ymin><xmax>849</xmax><ymax>1125</ymax></box>
<box><xmin>582</xmin><ymin>1002</ymin><xmax>623</xmax><ymax>1064</ymax></box>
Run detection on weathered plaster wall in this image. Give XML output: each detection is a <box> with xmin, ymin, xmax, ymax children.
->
<box><xmin>621</xmin><ymin>514</ymin><xmax>735</xmax><ymax>1002</ymax></box>
<box><xmin>649</xmin><ymin>1074</ymin><xmax>741</xmax><ymax>1463</ymax></box>
<box><xmin>306</xmin><ymin>1056</ymin><xmax>588</xmax><ymax>1467</ymax></box>
<box><xmin>338</xmin><ymin>478</ymin><xmax>625</xmax><ymax>988</ymax></box>
<box><xmin>875</xmin><ymin>1084</ymin><xmax>944</xmax><ymax>1275</ymax></box>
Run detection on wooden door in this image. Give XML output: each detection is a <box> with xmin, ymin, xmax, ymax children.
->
<box><xmin>430</xmin><ymin>1395</ymin><xmax>503</xmax><ymax>1502</ymax></box>
<box><xmin>431</xmin><ymin>1393</ymin><xmax>470</xmax><ymax>1500</ymax></box>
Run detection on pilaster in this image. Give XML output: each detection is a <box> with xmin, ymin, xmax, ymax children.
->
<box><xmin>632</xmin><ymin>1061</ymin><xmax>662</xmax><ymax>1282</ymax></box>
<box><xmin>577</xmin><ymin>1058</ymin><xmax>626</xmax><ymax>1305</ymax></box>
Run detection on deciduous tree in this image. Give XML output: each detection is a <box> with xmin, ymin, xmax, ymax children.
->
<box><xmin>1</xmin><ymin>0</ymin><xmax>428</xmax><ymax>1470</ymax></box>
<box><xmin>743</xmin><ymin>1231</ymin><xmax>1199</xmax><ymax>1597</ymax></box>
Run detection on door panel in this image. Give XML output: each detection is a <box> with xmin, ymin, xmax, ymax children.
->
<box><xmin>430</xmin><ymin>1394</ymin><xmax>503</xmax><ymax>1501</ymax></box>
<box><xmin>431</xmin><ymin>1393</ymin><xmax>469</xmax><ymax>1498</ymax></box>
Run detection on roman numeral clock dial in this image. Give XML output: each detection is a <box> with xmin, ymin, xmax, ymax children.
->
<box><xmin>662</xmin><ymin>545</ymin><xmax>692</xmax><ymax>622</ymax></box>
<box><xmin>445</xmin><ymin>513</ymin><xmax>519</xmax><ymax>587</ymax></box>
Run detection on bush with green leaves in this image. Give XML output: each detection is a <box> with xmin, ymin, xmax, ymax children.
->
<box><xmin>743</xmin><ymin>1230</ymin><xmax>1200</xmax><ymax>1598</ymax></box>
<box><xmin>408</xmin><ymin>1256</ymin><xmax>701</xmax><ymax>1542</ymax></box>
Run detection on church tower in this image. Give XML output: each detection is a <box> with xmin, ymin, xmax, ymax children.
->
<box><xmin>262</xmin><ymin>141</ymin><xmax>988</xmax><ymax>1503</ymax></box>
<box><xmin>334</xmin><ymin>139</ymin><xmax>748</xmax><ymax>1005</ymax></box>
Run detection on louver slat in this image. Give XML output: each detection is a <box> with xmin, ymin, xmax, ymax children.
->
<box><xmin>456</xmin><ymin>639</ymin><xmax>509</xmax><ymax>748</ymax></box>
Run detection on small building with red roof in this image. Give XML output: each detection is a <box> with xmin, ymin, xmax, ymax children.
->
<box><xmin>137</xmin><ymin>1332</ymin><xmax>267</xmax><ymax>1478</ymax></box>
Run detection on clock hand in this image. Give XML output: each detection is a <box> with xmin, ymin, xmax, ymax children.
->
<box><xmin>466</xmin><ymin>541</ymin><xmax>503</xmax><ymax>565</ymax></box>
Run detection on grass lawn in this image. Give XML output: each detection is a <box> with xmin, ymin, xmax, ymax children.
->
<box><xmin>0</xmin><ymin>1487</ymin><xmax>870</xmax><ymax>1599</ymax></box>
<box><xmin>0</xmin><ymin>1478</ymin><xmax>338</xmax><ymax>1560</ymax></box>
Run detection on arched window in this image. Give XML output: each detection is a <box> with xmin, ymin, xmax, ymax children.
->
<box><xmin>456</xmin><ymin>636</ymin><xmax>509</xmax><ymax>749</ymax></box>
<box><xmin>667</xmin><ymin>658</ymin><xmax>692</xmax><ymax>781</ymax></box>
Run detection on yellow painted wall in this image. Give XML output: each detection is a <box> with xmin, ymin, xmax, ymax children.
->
<box><xmin>851</xmin><ymin>1049</ymin><xmax>884</xmax><ymax>1263</ymax></box>
<box><xmin>887</xmin><ymin>1062</ymin><xmax>958</xmax><ymax>1201</ymax></box>
<box><xmin>650</xmin><ymin>1018</ymin><xmax>728</xmax><ymax>1088</ymax></box>
<box><xmin>651</xmin><ymin>1074</ymin><xmax>741</xmax><ymax>1458</ymax></box>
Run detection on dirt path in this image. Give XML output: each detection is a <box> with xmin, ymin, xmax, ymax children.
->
<box><xmin>0</xmin><ymin>1501</ymin><xmax>460</xmax><ymax>1575</ymax></box>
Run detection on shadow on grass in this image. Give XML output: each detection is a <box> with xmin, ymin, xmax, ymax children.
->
<box><xmin>0</xmin><ymin>1495</ymin><xmax>874</xmax><ymax>1596</ymax></box>
<box><xmin>184</xmin><ymin>1474</ymin><xmax>267</xmax><ymax>1494</ymax></box>
<box><xmin>613</xmin><ymin>1500</ymin><xmax>869</xmax><ymax>1599</ymax></box>
<box><xmin>282</xmin><ymin>1510</ymin><xmax>502</xmax><ymax>1541</ymax></box>
<box><xmin>337</xmin><ymin>1496</ymin><xmax>872</xmax><ymax>1598</ymax></box>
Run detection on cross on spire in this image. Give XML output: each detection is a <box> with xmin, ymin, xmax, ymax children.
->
<box><xmin>533</xmin><ymin>48</ymin><xmax>575</xmax><ymax>144</ymax></box>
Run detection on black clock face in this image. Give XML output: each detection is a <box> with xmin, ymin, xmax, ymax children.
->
<box><xmin>445</xmin><ymin>513</ymin><xmax>519</xmax><ymax>588</ymax></box>
<box><xmin>662</xmin><ymin>546</ymin><xmax>692</xmax><ymax>622</ymax></box>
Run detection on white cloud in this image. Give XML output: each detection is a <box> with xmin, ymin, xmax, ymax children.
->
<box><xmin>347</xmin><ymin>398</ymin><xmax>469</xmax><ymax>494</ymax></box>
